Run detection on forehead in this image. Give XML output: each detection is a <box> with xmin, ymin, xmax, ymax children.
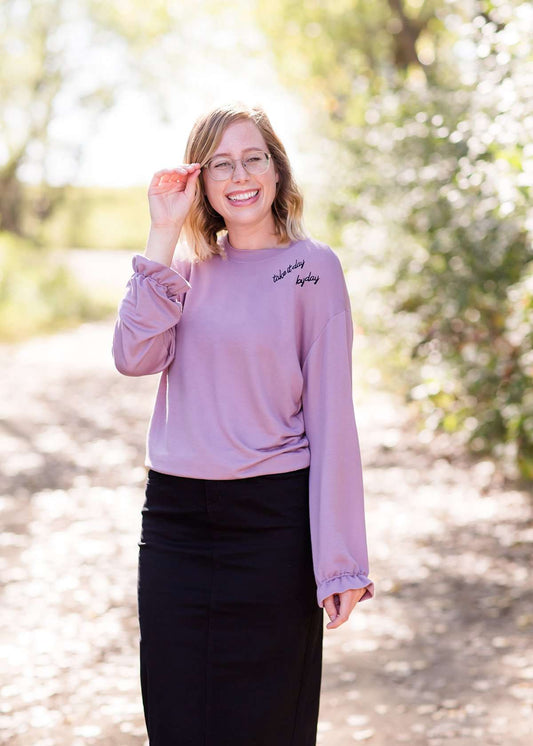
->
<box><xmin>213</xmin><ymin>120</ymin><xmax>267</xmax><ymax>156</ymax></box>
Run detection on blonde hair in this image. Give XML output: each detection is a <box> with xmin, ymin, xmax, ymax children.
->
<box><xmin>179</xmin><ymin>103</ymin><xmax>306</xmax><ymax>262</ymax></box>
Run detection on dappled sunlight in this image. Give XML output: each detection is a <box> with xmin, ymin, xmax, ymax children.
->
<box><xmin>2</xmin><ymin>1</ymin><xmax>533</xmax><ymax>744</ymax></box>
<box><xmin>1</xmin><ymin>321</ymin><xmax>532</xmax><ymax>744</ymax></box>
<box><xmin>1</xmin><ymin>480</ymin><xmax>147</xmax><ymax>743</ymax></box>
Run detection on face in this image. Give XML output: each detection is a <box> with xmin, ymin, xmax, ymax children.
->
<box><xmin>202</xmin><ymin>120</ymin><xmax>279</xmax><ymax>236</ymax></box>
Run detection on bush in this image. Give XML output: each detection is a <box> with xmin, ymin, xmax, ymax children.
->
<box><xmin>337</xmin><ymin>59</ymin><xmax>533</xmax><ymax>477</ymax></box>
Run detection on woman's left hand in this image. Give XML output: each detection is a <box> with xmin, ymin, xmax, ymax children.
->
<box><xmin>323</xmin><ymin>587</ymin><xmax>368</xmax><ymax>630</ymax></box>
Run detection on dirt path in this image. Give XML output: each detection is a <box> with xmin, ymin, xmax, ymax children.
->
<box><xmin>1</xmin><ymin>320</ymin><xmax>531</xmax><ymax>745</ymax></box>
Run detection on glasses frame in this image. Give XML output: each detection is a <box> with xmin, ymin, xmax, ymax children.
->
<box><xmin>202</xmin><ymin>151</ymin><xmax>272</xmax><ymax>181</ymax></box>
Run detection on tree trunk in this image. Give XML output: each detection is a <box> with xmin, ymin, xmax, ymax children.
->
<box><xmin>0</xmin><ymin>167</ymin><xmax>24</xmax><ymax>235</ymax></box>
<box><xmin>387</xmin><ymin>0</ymin><xmax>431</xmax><ymax>69</ymax></box>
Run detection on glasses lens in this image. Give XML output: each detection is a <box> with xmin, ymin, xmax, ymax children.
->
<box><xmin>206</xmin><ymin>152</ymin><xmax>270</xmax><ymax>180</ymax></box>
<box><xmin>243</xmin><ymin>152</ymin><xmax>270</xmax><ymax>174</ymax></box>
<box><xmin>207</xmin><ymin>159</ymin><xmax>233</xmax><ymax>180</ymax></box>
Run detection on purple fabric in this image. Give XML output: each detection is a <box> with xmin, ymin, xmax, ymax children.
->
<box><xmin>113</xmin><ymin>233</ymin><xmax>374</xmax><ymax>607</ymax></box>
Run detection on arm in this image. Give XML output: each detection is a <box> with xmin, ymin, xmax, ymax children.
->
<box><xmin>301</xmin><ymin>307</ymin><xmax>374</xmax><ymax>610</ymax></box>
<box><xmin>112</xmin><ymin>254</ymin><xmax>191</xmax><ymax>376</ymax></box>
<box><xmin>112</xmin><ymin>163</ymin><xmax>201</xmax><ymax>376</ymax></box>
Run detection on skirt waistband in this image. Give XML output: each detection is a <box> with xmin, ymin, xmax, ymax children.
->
<box><xmin>147</xmin><ymin>465</ymin><xmax>310</xmax><ymax>485</ymax></box>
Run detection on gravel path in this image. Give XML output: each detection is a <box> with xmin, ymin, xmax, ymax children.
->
<box><xmin>1</xmin><ymin>320</ymin><xmax>531</xmax><ymax>746</ymax></box>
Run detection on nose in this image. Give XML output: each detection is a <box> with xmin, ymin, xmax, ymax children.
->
<box><xmin>231</xmin><ymin>159</ymin><xmax>249</xmax><ymax>181</ymax></box>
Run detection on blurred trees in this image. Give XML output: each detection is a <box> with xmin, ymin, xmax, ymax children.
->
<box><xmin>0</xmin><ymin>0</ymin><xmax>186</xmax><ymax>236</ymax></box>
<box><xmin>257</xmin><ymin>0</ymin><xmax>533</xmax><ymax>477</ymax></box>
<box><xmin>0</xmin><ymin>0</ymin><xmax>191</xmax><ymax>340</ymax></box>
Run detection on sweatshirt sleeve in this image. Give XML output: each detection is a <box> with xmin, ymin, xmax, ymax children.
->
<box><xmin>301</xmin><ymin>306</ymin><xmax>374</xmax><ymax>608</ymax></box>
<box><xmin>112</xmin><ymin>254</ymin><xmax>191</xmax><ymax>377</ymax></box>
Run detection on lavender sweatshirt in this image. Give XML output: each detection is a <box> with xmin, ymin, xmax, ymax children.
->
<box><xmin>112</xmin><ymin>233</ymin><xmax>374</xmax><ymax>608</ymax></box>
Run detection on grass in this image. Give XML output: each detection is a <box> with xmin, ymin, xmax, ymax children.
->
<box><xmin>26</xmin><ymin>184</ymin><xmax>149</xmax><ymax>251</ymax></box>
<box><xmin>0</xmin><ymin>232</ymin><xmax>115</xmax><ymax>342</ymax></box>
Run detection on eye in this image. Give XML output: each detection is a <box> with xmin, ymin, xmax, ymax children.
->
<box><xmin>212</xmin><ymin>160</ymin><xmax>232</xmax><ymax>170</ymax></box>
<box><xmin>245</xmin><ymin>154</ymin><xmax>263</xmax><ymax>164</ymax></box>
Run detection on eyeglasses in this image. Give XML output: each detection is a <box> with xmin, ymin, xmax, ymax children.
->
<box><xmin>202</xmin><ymin>151</ymin><xmax>272</xmax><ymax>181</ymax></box>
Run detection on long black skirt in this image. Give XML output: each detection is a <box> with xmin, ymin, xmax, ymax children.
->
<box><xmin>137</xmin><ymin>465</ymin><xmax>323</xmax><ymax>746</ymax></box>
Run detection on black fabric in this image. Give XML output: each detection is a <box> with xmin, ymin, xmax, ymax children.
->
<box><xmin>137</xmin><ymin>465</ymin><xmax>323</xmax><ymax>746</ymax></box>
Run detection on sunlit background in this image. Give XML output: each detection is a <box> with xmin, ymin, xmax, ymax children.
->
<box><xmin>1</xmin><ymin>1</ymin><xmax>532</xmax><ymax>744</ymax></box>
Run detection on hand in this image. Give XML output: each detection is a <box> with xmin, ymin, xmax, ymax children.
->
<box><xmin>323</xmin><ymin>587</ymin><xmax>367</xmax><ymax>630</ymax></box>
<box><xmin>148</xmin><ymin>164</ymin><xmax>202</xmax><ymax>230</ymax></box>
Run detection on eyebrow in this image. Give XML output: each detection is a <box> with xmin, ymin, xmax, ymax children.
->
<box><xmin>211</xmin><ymin>146</ymin><xmax>265</xmax><ymax>158</ymax></box>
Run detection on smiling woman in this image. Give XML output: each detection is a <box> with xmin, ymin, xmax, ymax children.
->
<box><xmin>199</xmin><ymin>120</ymin><xmax>280</xmax><ymax>248</ymax></box>
<box><xmin>112</xmin><ymin>102</ymin><xmax>374</xmax><ymax>746</ymax></box>
<box><xmin>177</xmin><ymin>104</ymin><xmax>307</xmax><ymax>261</ymax></box>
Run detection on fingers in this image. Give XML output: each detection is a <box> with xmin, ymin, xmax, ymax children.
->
<box><xmin>151</xmin><ymin>164</ymin><xmax>201</xmax><ymax>179</ymax></box>
<box><xmin>323</xmin><ymin>595</ymin><xmax>339</xmax><ymax>627</ymax></box>
<box><xmin>149</xmin><ymin>164</ymin><xmax>201</xmax><ymax>193</ymax></box>
<box><xmin>325</xmin><ymin>593</ymin><xmax>349</xmax><ymax>630</ymax></box>
<box><xmin>325</xmin><ymin>592</ymin><xmax>352</xmax><ymax>630</ymax></box>
<box><xmin>325</xmin><ymin>588</ymin><xmax>366</xmax><ymax>630</ymax></box>
<box><xmin>183</xmin><ymin>166</ymin><xmax>202</xmax><ymax>198</ymax></box>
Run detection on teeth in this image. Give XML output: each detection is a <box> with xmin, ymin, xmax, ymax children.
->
<box><xmin>227</xmin><ymin>190</ymin><xmax>258</xmax><ymax>202</ymax></box>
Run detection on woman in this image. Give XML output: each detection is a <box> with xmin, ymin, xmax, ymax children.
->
<box><xmin>112</xmin><ymin>102</ymin><xmax>374</xmax><ymax>746</ymax></box>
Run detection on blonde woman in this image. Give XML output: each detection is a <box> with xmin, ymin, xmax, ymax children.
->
<box><xmin>113</xmin><ymin>102</ymin><xmax>374</xmax><ymax>746</ymax></box>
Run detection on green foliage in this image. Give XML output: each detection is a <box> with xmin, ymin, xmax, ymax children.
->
<box><xmin>0</xmin><ymin>232</ymin><xmax>113</xmax><ymax>341</ymax></box>
<box><xmin>257</xmin><ymin>0</ymin><xmax>392</xmax><ymax>107</ymax></box>
<box><xmin>258</xmin><ymin>0</ymin><xmax>533</xmax><ymax>477</ymax></box>
<box><xmin>256</xmin><ymin>0</ymin><xmax>447</xmax><ymax>119</ymax></box>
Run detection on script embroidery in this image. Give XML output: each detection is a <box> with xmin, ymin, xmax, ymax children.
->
<box><xmin>296</xmin><ymin>271</ymin><xmax>320</xmax><ymax>286</ymax></box>
<box><xmin>272</xmin><ymin>258</ymin><xmax>305</xmax><ymax>283</ymax></box>
<box><xmin>272</xmin><ymin>259</ymin><xmax>320</xmax><ymax>286</ymax></box>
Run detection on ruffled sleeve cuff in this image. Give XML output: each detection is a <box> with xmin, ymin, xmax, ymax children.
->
<box><xmin>132</xmin><ymin>254</ymin><xmax>191</xmax><ymax>301</ymax></box>
<box><xmin>316</xmin><ymin>572</ymin><xmax>375</xmax><ymax>608</ymax></box>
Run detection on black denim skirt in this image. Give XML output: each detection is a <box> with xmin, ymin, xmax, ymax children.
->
<box><xmin>137</xmin><ymin>465</ymin><xmax>323</xmax><ymax>746</ymax></box>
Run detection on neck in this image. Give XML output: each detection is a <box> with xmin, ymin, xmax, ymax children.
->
<box><xmin>226</xmin><ymin>216</ymin><xmax>282</xmax><ymax>251</ymax></box>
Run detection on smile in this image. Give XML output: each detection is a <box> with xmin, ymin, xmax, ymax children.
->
<box><xmin>226</xmin><ymin>190</ymin><xmax>259</xmax><ymax>203</ymax></box>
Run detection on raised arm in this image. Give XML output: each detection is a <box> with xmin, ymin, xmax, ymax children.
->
<box><xmin>112</xmin><ymin>163</ymin><xmax>201</xmax><ymax>376</ymax></box>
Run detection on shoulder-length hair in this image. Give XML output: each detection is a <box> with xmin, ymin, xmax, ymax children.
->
<box><xmin>179</xmin><ymin>103</ymin><xmax>306</xmax><ymax>262</ymax></box>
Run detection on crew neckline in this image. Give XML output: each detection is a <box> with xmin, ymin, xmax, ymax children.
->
<box><xmin>221</xmin><ymin>233</ymin><xmax>298</xmax><ymax>263</ymax></box>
